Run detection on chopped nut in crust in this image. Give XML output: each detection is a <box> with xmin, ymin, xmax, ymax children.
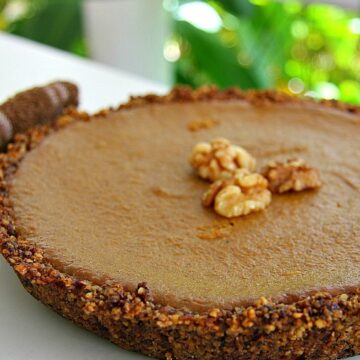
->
<box><xmin>202</xmin><ymin>169</ymin><xmax>271</xmax><ymax>218</ymax></box>
<box><xmin>262</xmin><ymin>158</ymin><xmax>322</xmax><ymax>194</ymax></box>
<box><xmin>190</xmin><ymin>138</ymin><xmax>256</xmax><ymax>182</ymax></box>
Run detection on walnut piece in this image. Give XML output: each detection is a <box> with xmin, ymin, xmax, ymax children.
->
<box><xmin>190</xmin><ymin>138</ymin><xmax>256</xmax><ymax>182</ymax></box>
<box><xmin>262</xmin><ymin>158</ymin><xmax>322</xmax><ymax>194</ymax></box>
<box><xmin>202</xmin><ymin>169</ymin><xmax>271</xmax><ymax>218</ymax></box>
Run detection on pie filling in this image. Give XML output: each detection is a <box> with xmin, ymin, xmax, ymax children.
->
<box><xmin>10</xmin><ymin>101</ymin><xmax>360</xmax><ymax>311</ymax></box>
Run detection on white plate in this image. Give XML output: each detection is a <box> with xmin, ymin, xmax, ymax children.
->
<box><xmin>0</xmin><ymin>257</ymin><xmax>147</xmax><ymax>360</ymax></box>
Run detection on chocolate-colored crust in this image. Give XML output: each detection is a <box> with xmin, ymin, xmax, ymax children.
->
<box><xmin>0</xmin><ymin>81</ymin><xmax>78</xmax><ymax>148</ymax></box>
<box><xmin>1</xmin><ymin>87</ymin><xmax>360</xmax><ymax>360</ymax></box>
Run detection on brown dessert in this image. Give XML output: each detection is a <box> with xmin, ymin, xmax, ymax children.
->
<box><xmin>1</xmin><ymin>87</ymin><xmax>359</xmax><ymax>359</ymax></box>
<box><xmin>0</xmin><ymin>81</ymin><xmax>78</xmax><ymax>148</ymax></box>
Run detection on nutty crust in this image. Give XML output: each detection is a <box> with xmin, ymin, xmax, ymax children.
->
<box><xmin>1</xmin><ymin>86</ymin><xmax>360</xmax><ymax>360</ymax></box>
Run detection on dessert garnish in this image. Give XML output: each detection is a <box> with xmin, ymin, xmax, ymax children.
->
<box><xmin>190</xmin><ymin>137</ymin><xmax>256</xmax><ymax>182</ymax></box>
<box><xmin>262</xmin><ymin>158</ymin><xmax>322</xmax><ymax>194</ymax></box>
<box><xmin>191</xmin><ymin>139</ymin><xmax>322</xmax><ymax>218</ymax></box>
<box><xmin>202</xmin><ymin>168</ymin><xmax>271</xmax><ymax>218</ymax></box>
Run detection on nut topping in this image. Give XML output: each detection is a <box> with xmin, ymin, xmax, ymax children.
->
<box><xmin>262</xmin><ymin>158</ymin><xmax>322</xmax><ymax>194</ymax></box>
<box><xmin>190</xmin><ymin>138</ymin><xmax>256</xmax><ymax>182</ymax></box>
<box><xmin>202</xmin><ymin>169</ymin><xmax>271</xmax><ymax>218</ymax></box>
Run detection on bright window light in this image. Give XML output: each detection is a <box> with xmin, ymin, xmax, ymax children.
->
<box><xmin>176</xmin><ymin>1</ymin><xmax>222</xmax><ymax>33</ymax></box>
<box><xmin>349</xmin><ymin>18</ymin><xmax>360</xmax><ymax>35</ymax></box>
<box><xmin>315</xmin><ymin>82</ymin><xmax>340</xmax><ymax>100</ymax></box>
<box><xmin>288</xmin><ymin>77</ymin><xmax>305</xmax><ymax>94</ymax></box>
<box><xmin>163</xmin><ymin>39</ymin><xmax>181</xmax><ymax>62</ymax></box>
<box><xmin>3</xmin><ymin>0</ymin><xmax>28</xmax><ymax>22</ymax></box>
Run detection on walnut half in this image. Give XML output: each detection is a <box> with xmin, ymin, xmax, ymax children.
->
<box><xmin>262</xmin><ymin>158</ymin><xmax>322</xmax><ymax>194</ymax></box>
<box><xmin>202</xmin><ymin>169</ymin><xmax>271</xmax><ymax>218</ymax></box>
<box><xmin>190</xmin><ymin>138</ymin><xmax>256</xmax><ymax>182</ymax></box>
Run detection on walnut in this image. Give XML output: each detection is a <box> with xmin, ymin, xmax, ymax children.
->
<box><xmin>202</xmin><ymin>169</ymin><xmax>271</xmax><ymax>218</ymax></box>
<box><xmin>262</xmin><ymin>158</ymin><xmax>322</xmax><ymax>194</ymax></box>
<box><xmin>190</xmin><ymin>138</ymin><xmax>256</xmax><ymax>182</ymax></box>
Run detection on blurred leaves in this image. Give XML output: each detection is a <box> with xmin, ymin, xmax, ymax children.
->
<box><xmin>176</xmin><ymin>1</ymin><xmax>295</xmax><ymax>90</ymax></box>
<box><xmin>0</xmin><ymin>0</ymin><xmax>359</xmax><ymax>104</ymax></box>
<box><xmin>3</xmin><ymin>0</ymin><xmax>86</xmax><ymax>56</ymax></box>
<box><xmin>174</xmin><ymin>0</ymin><xmax>360</xmax><ymax>104</ymax></box>
<box><xmin>0</xmin><ymin>0</ymin><xmax>7</xmax><ymax>12</ymax></box>
<box><xmin>218</xmin><ymin>0</ymin><xmax>254</xmax><ymax>17</ymax></box>
<box><xmin>176</xmin><ymin>20</ymin><xmax>261</xmax><ymax>89</ymax></box>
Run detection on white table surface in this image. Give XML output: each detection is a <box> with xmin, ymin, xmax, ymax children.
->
<box><xmin>0</xmin><ymin>32</ymin><xmax>166</xmax><ymax>110</ymax></box>
<box><xmin>0</xmin><ymin>33</ymin><xmax>358</xmax><ymax>360</ymax></box>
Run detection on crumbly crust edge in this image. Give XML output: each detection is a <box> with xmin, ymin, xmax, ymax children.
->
<box><xmin>0</xmin><ymin>86</ymin><xmax>360</xmax><ymax>360</ymax></box>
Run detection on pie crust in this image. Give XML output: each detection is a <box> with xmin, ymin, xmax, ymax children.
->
<box><xmin>1</xmin><ymin>86</ymin><xmax>359</xmax><ymax>360</ymax></box>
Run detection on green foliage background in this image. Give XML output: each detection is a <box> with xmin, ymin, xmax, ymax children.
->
<box><xmin>0</xmin><ymin>0</ymin><xmax>359</xmax><ymax>104</ymax></box>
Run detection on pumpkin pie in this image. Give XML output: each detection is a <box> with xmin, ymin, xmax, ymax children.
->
<box><xmin>1</xmin><ymin>87</ymin><xmax>359</xmax><ymax>359</ymax></box>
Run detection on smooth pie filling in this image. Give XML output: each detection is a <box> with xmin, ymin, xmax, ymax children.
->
<box><xmin>10</xmin><ymin>100</ymin><xmax>360</xmax><ymax>311</ymax></box>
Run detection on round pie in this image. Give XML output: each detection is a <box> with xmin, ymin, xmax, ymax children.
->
<box><xmin>1</xmin><ymin>87</ymin><xmax>359</xmax><ymax>359</ymax></box>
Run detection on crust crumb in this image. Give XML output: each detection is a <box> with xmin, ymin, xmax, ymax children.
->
<box><xmin>187</xmin><ymin>118</ymin><xmax>219</xmax><ymax>132</ymax></box>
<box><xmin>196</xmin><ymin>222</ymin><xmax>233</xmax><ymax>240</ymax></box>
